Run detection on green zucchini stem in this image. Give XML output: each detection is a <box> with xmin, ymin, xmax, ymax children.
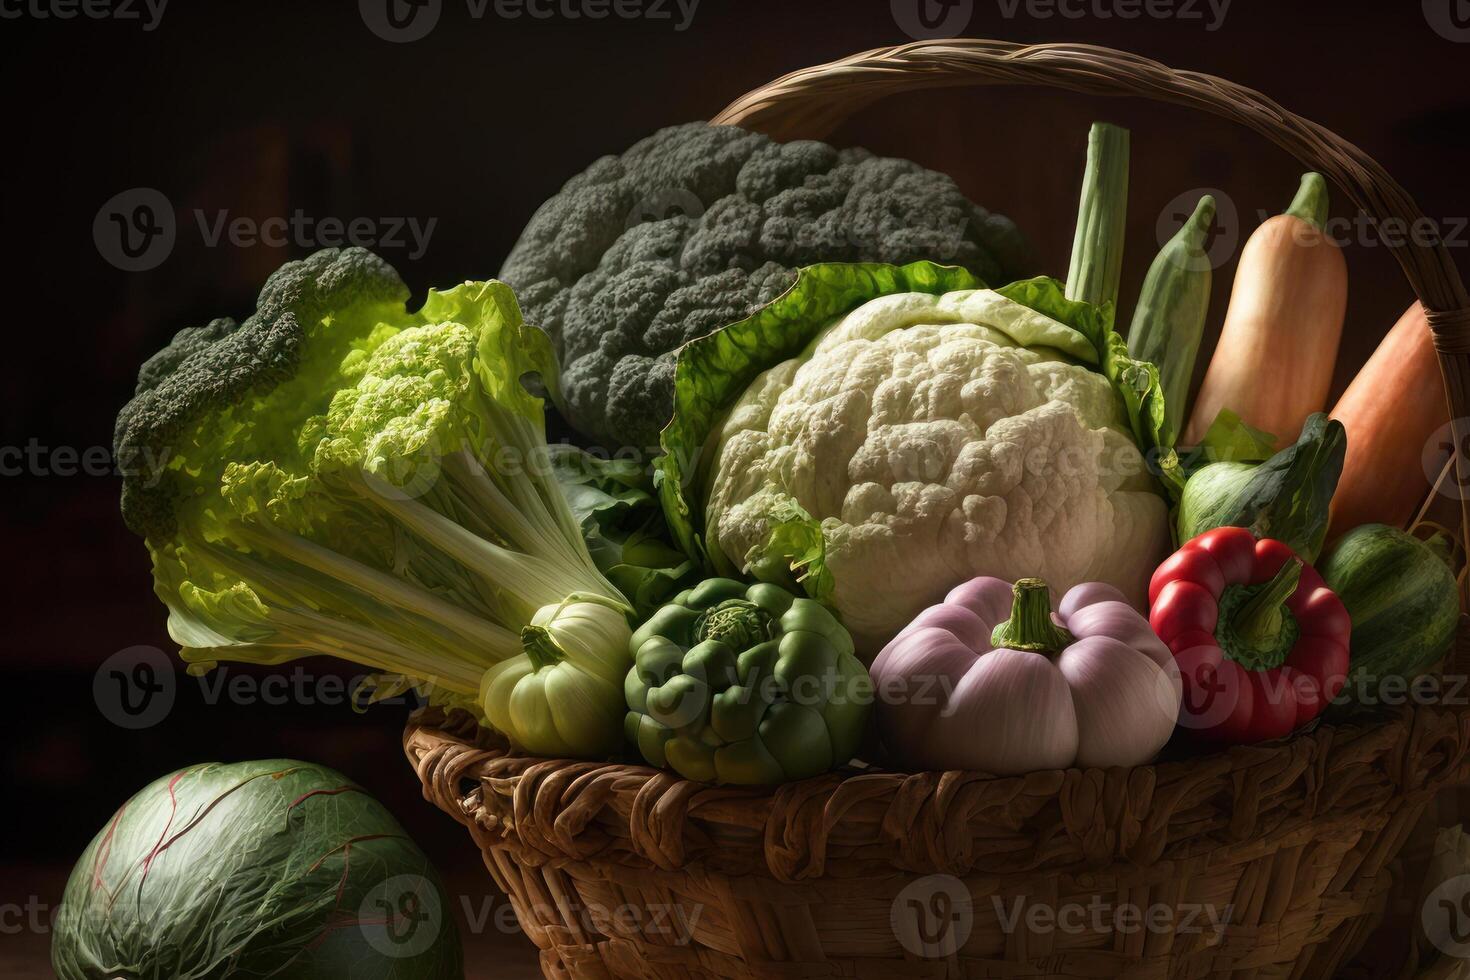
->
<box><xmin>1284</xmin><ymin>172</ymin><xmax>1330</xmax><ymax>231</ymax></box>
<box><xmin>1176</xmin><ymin>195</ymin><xmax>1216</xmax><ymax>257</ymax></box>
<box><xmin>1066</xmin><ymin>122</ymin><xmax>1131</xmax><ymax>316</ymax></box>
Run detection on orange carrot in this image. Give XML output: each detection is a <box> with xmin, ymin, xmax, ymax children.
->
<box><xmin>1328</xmin><ymin>302</ymin><xmax>1449</xmax><ymax>537</ymax></box>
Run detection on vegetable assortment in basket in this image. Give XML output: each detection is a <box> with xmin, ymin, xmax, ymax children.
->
<box><xmin>112</xmin><ymin>115</ymin><xmax>1464</xmax><ymax>795</ymax></box>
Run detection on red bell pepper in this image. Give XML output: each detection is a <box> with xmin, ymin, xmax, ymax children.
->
<box><xmin>1148</xmin><ymin>526</ymin><xmax>1350</xmax><ymax>744</ymax></box>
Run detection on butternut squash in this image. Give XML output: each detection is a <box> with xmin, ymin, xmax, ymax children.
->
<box><xmin>1182</xmin><ymin>174</ymin><xmax>1347</xmax><ymax>448</ymax></box>
<box><xmin>1327</xmin><ymin>302</ymin><xmax>1450</xmax><ymax>537</ymax></box>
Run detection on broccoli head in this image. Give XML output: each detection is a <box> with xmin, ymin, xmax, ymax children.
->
<box><xmin>499</xmin><ymin>122</ymin><xmax>1030</xmax><ymax>449</ymax></box>
<box><xmin>114</xmin><ymin>247</ymin><xmax>411</xmax><ymax>542</ymax></box>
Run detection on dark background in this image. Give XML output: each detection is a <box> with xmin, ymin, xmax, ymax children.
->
<box><xmin>2</xmin><ymin>0</ymin><xmax>1467</xmax><ymax>975</ymax></box>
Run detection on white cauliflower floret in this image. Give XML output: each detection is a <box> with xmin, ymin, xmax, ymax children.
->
<box><xmin>705</xmin><ymin>290</ymin><xmax>1170</xmax><ymax>654</ymax></box>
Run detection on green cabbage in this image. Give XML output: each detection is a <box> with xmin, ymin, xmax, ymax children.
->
<box><xmin>52</xmin><ymin>760</ymin><xmax>461</xmax><ymax>979</ymax></box>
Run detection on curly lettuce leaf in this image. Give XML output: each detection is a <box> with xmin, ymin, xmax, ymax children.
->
<box><xmin>738</xmin><ymin>491</ymin><xmax>834</xmax><ymax>604</ymax></box>
<box><xmin>550</xmin><ymin>444</ymin><xmax>696</xmax><ymax>618</ymax></box>
<box><xmin>1187</xmin><ymin>407</ymin><xmax>1278</xmax><ymax>467</ymax></box>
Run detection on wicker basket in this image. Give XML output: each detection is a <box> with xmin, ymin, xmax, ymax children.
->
<box><xmin>406</xmin><ymin>40</ymin><xmax>1470</xmax><ymax>979</ymax></box>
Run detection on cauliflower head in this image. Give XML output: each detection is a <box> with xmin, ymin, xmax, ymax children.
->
<box><xmin>499</xmin><ymin>123</ymin><xmax>1029</xmax><ymax>449</ymax></box>
<box><xmin>704</xmin><ymin>289</ymin><xmax>1170</xmax><ymax>654</ymax></box>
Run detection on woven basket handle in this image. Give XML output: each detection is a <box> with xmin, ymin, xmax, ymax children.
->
<box><xmin>715</xmin><ymin>38</ymin><xmax>1470</xmax><ymax>567</ymax></box>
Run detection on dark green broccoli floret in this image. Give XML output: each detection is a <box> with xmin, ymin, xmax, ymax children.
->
<box><xmin>499</xmin><ymin>122</ymin><xmax>1030</xmax><ymax>448</ymax></box>
<box><xmin>114</xmin><ymin>248</ymin><xmax>409</xmax><ymax>540</ymax></box>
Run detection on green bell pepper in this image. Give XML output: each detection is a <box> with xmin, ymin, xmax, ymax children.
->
<box><xmin>624</xmin><ymin>578</ymin><xmax>872</xmax><ymax>785</ymax></box>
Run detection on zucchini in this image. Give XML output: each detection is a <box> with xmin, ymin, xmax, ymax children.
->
<box><xmin>1319</xmin><ymin>523</ymin><xmax>1460</xmax><ymax>701</ymax></box>
<box><xmin>1127</xmin><ymin>194</ymin><xmax>1214</xmax><ymax>448</ymax></box>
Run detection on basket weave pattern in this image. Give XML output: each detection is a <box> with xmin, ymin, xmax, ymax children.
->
<box><xmin>408</xmin><ymin>40</ymin><xmax>1470</xmax><ymax>979</ymax></box>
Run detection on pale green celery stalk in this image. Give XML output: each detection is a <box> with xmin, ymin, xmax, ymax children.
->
<box><xmin>232</xmin><ymin>520</ymin><xmax>521</xmax><ymax>655</ymax></box>
<box><xmin>449</xmin><ymin>446</ymin><xmax>603</xmax><ymax>587</ymax></box>
<box><xmin>179</xmin><ymin>537</ymin><xmax>502</xmax><ymax>693</ymax></box>
<box><xmin>200</xmin><ymin>538</ymin><xmax>513</xmax><ymax>666</ymax></box>
<box><xmin>1066</xmin><ymin>122</ymin><xmax>1131</xmax><ymax>315</ymax></box>
<box><xmin>481</xmin><ymin>396</ymin><xmax>594</xmax><ymax>566</ymax></box>
<box><xmin>360</xmin><ymin>471</ymin><xmax>621</xmax><ymax>621</ymax></box>
<box><xmin>462</xmin><ymin>379</ymin><xmax>614</xmax><ymax>591</ymax></box>
<box><xmin>1127</xmin><ymin>195</ymin><xmax>1216</xmax><ymax>447</ymax></box>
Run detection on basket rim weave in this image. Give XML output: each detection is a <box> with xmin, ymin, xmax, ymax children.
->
<box><xmin>406</xmin><ymin>645</ymin><xmax>1470</xmax><ymax>884</ymax></box>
